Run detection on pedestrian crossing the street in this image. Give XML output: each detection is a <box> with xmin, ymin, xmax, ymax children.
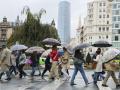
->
<box><xmin>0</xmin><ymin>71</ymin><xmax>119</xmax><ymax>90</ymax></box>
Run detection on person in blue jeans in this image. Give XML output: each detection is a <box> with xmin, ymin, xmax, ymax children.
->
<box><xmin>70</xmin><ymin>49</ymin><xmax>89</xmax><ymax>86</ymax></box>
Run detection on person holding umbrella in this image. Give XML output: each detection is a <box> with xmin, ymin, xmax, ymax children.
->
<box><xmin>101</xmin><ymin>49</ymin><xmax>120</xmax><ymax>88</ymax></box>
<box><xmin>92</xmin><ymin>48</ymin><xmax>104</xmax><ymax>84</ymax></box>
<box><xmin>70</xmin><ymin>49</ymin><xmax>89</xmax><ymax>86</ymax></box>
<box><xmin>41</xmin><ymin>55</ymin><xmax>51</xmax><ymax>79</ymax></box>
<box><xmin>0</xmin><ymin>45</ymin><xmax>11</xmax><ymax>81</ymax></box>
<box><xmin>30</xmin><ymin>51</ymin><xmax>39</xmax><ymax>80</ymax></box>
<box><xmin>49</xmin><ymin>45</ymin><xmax>60</xmax><ymax>81</ymax></box>
<box><xmin>60</xmin><ymin>47</ymin><xmax>70</xmax><ymax>81</ymax></box>
<box><xmin>18</xmin><ymin>49</ymin><xmax>27</xmax><ymax>79</ymax></box>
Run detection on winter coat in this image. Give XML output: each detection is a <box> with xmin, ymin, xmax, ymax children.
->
<box><xmin>50</xmin><ymin>50</ymin><xmax>59</xmax><ymax>62</ymax></box>
<box><xmin>94</xmin><ymin>54</ymin><xmax>103</xmax><ymax>72</ymax></box>
<box><xmin>0</xmin><ymin>48</ymin><xmax>11</xmax><ymax>72</ymax></box>
<box><xmin>61</xmin><ymin>51</ymin><xmax>70</xmax><ymax>69</ymax></box>
<box><xmin>19</xmin><ymin>53</ymin><xmax>26</xmax><ymax>65</ymax></box>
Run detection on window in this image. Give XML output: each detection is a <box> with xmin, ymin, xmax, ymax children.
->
<box><xmin>99</xmin><ymin>9</ymin><xmax>102</xmax><ymax>12</ymax></box>
<box><xmin>113</xmin><ymin>17</ymin><xmax>116</xmax><ymax>21</ymax></box>
<box><xmin>99</xmin><ymin>36</ymin><xmax>101</xmax><ymax>39</ymax></box>
<box><xmin>118</xmin><ymin>29</ymin><xmax>120</xmax><ymax>34</ymax></box>
<box><xmin>99</xmin><ymin>15</ymin><xmax>102</xmax><ymax>18</ymax></box>
<box><xmin>103</xmin><ymin>9</ymin><xmax>105</xmax><ymax>12</ymax></box>
<box><xmin>106</xmin><ymin>35</ymin><xmax>108</xmax><ymax>39</ymax></box>
<box><xmin>118</xmin><ymin>4</ymin><xmax>120</xmax><ymax>8</ymax></box>
<box><xmin>115</xmin><ymin>24</ymin><xmax>119</xmax><ymax>28</ymax></box>
<box><xmin>113</xmin><ymin>4</ymin><xmax>117</xmax><ymax>9</ymax></box>
<box><xmin>118</xmin><ymin>16</ymin><xmax>120</xmax><ymax>21</ymax></box>
<box><xmin>103</xmin><ymin>2</ymin><xmax>105</xmax><ymax>6</ymax></box>
<box><xmin>99</xmin><ymin>27</ymin><xmax>101</xmax><ymax>31</ymax></box>
<box><xmin>106</xmin><ymin>27</ymin><xmax>109</xmax><ymax>31</ymax></box>
<box><xmin>107</xmin><ymin>21</ymin><xmax>109</xmax><ymax>24</ymax></box>
<box><xmin>115</xmin><ymin>10</ymin><xmax>119</xmax><ymax>15</ymax></box>
<box><xmin>103</xmin><ymin>15</ymin><xmax>105</xmax><ymax>18</ymax></box>
<box><xmin>107</xmin><ymin>15</ymin><xmax>109</xmax><ymax>18</ymax></box>
<box><xmin>100</xmin><ymin>3</ymin><xmax>102</xmax><ymax>6</ymax></box>
<box><xmin>103</xmin><ymin>27</ymin><xmax>105</xmax><ymax>31</ymax></box>
<box><xmin>115</xmin><ymin>36</ymin><xmax>119</xmax><ymax>41</ymax></box>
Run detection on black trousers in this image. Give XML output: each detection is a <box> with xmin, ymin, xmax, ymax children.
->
<box><xmin>9</xmin><ymin>65</ymin><xmax>17</xmax><ymax>76</ymax></box>
<box><xmin>18</xmin><ymin>64</ymin><xmax>26</xmax><ymax>78</ymax></box>
<box><xmin>42</xmin><ymin>64</ymin><xmax>51</xmax><ymax>77</ymax></box>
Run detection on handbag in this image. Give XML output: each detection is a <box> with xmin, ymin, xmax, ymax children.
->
<box><xmin>92</xmin><ymin>61</ymin><xmax>97</xmax><ymax>69</ymax></box>
<box><xmin>73</xmin><ymin>57</ymin><xmax>84</xmax><ymax>65</ymax></box>
<box><xmin>26</xmin><ymin>59</ymin><xmax>32</xmax><ymax>64</ymax></box>
<box><xmin>61</xmin><ymin>59</ymin><xmax>68</xmax><ymax>64</ymax></box>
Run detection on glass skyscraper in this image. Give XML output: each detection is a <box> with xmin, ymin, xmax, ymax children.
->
<box><xmin>112</xmin><ymin>0</ymin><xmax>120</xmax><ymax>49</ymax></box>
<box><xmin>58</xmin><ymin>1</ymin><xmax>71</xmax><ymax>44</ymax></box>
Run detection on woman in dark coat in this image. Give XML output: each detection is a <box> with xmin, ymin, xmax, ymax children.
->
<box><xmin>70</xmin><ymin>49</ymin><xmax>89</xmax><ymax>86</ymax></box>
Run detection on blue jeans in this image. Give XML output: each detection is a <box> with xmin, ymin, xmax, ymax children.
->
<box><xmin>71</xmin><ymin>64</ymin><xmax>88</xmax><ymax>85</ymax></box>
<box><xmin>31</xmin><ymin>66</ymin><xmax>36</xmax><ymax>77</ymax></box>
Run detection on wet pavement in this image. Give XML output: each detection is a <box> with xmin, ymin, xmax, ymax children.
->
<box><xmin>0</xmin><ymin>69</ymin><xmax>119</xmax><ymax>90</ymax></box>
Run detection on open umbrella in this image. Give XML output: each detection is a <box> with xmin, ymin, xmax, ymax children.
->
<box><xmin>42</xmin><ymin>38</ymin><xmax>61</xmax><ymax>46</ymax></box>
<box><xmin>92</xmin><ymin>40</ymin><xmax>112</xmax><ymax>47</ymax></box>
<box><xmin>25</xmin><ymin>46</ymin><xmax>45</xmax><ymax>54</ymax></box>
<box><xmin>102</xmin><ymin>48</ymin><xmax>120</xmax><ymax>63</ymax></box>
<box><xmin>41</xmin><ymin>49</ymin><xmax>52</xmax><ymax>57</ymax></box>
<box><xmin>11</xmin><ymin>45</ymin><xmax>28</xmax><ymax>51</ymax></box>
<box><xmin>73</xmin><ymin>43</ymin><xmax>90</xmax><ymax>51</ymax></box>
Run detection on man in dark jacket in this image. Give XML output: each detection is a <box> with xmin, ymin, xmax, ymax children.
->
<box><xmin>41</xmin><ymin>55</ymin><xmax>51</xmax><ymax>79</ymax></box>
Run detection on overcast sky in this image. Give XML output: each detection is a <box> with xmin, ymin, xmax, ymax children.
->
<box><xmin>0</xmin><ymin>0</ymin><xmax>93</xmax><ymax>38</ymax></box>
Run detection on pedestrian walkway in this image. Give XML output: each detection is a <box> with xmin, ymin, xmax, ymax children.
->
<box><xmin>0</xmin><ymin>70</ymin><xmax>119</xmax><ymax>90</ymax></box>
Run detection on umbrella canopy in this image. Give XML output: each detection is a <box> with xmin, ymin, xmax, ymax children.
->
<box><xmin>41</xmin><ymin>49</ymin><xmax>52</xmax><ymax>57</ymax></box>
<box><xmin>42</xmin><ymin>38</ymin><xmax>61</xmax><ymax>46</ymax></box>
<box><xmin>102</xmin><ymin>48</ymin><xmax>120</xmax><ymax>63</ymax></box>
<box><xmin>25</xmin><ymin>46</ymin><xmax>45</xmax><ymax>54</ymax></box>
<box><xmin>11</xmin><ymin>45</ymin><xmax>28</xmax><ymax>51</ymax></box>
<box><xmin>73</xmin><ymin>43</ymin><xmax>90</xmax><ymax>51</ymax></box>
<box><xmin>92</xmin><ymin>40</ymin><xmax>112</xmax><ymax>47</ymax></box>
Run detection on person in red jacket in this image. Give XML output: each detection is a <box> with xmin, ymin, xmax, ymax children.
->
<box><xmin>49</xmin><ymin>45</ymin><xmax>60</xmax><ymax>80</ymax></box>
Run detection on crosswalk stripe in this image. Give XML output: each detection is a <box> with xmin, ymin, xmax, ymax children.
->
<box><xmin>97</xmin><ymin>81</ymin><xmax>112</xmax><ymax>90</ymax></box>
<box><xmin>40</xmin><ymin>80</ymin><xmax>65</xmax><ymax>90</ymax></box>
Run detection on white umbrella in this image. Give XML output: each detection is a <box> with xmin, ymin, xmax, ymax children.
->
<box><xmin>41</xmin><ymin>49</ymin><xmax>52</xmax><ymax>57</ymax></box>
<box><xmin>42</xmin><ymin>38</ymin><xmax>61</xmax><ymax>46</ymax></box>
<box><xmin>102</xmin><ymin>48</ymin><xmax>120</xmax><ymax>63</ymax></box>
<box><xmin>25</xmin><ymin>46</ymin><xmax>45</xmax><ymax>54</ymax></box>
<box><xmin>11</xmin><ymin>45</ymin><xmax>28</xmax><ymax>51</ymax></box>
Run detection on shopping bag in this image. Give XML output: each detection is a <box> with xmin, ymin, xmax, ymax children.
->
<box><xmin>39</xmin><ymin>57</ymin><xmax>45</xmax><ymax>65</ymax></box>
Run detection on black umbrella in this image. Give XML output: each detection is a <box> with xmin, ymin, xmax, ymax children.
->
<box><xmin>42</xmin><ymin>38</ymin><xmax>61</xmax><ymax>46</ymax></box>
<box><xmin>73</xmin><ymin>43</ymin><xmax>90</xmax><ymax>51</ymax></box>
<box><xmin>92</xmin><ymin>40</ymin><xmax>112</xmax><ymax>47</ymax></box>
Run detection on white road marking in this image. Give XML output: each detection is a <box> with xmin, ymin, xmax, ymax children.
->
<box><xmin>97</xmin><ymin>81</ymin><xmax>112</xmax><ymax>90</ymax></box>
<box><xmin>40</xmin><ymin>80</ymin><xmax>65</xmax><ymax>90</ymax></box>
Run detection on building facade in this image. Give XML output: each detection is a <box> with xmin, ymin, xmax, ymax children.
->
<box><xmin>82</xmin><ymin>0</ymin><xmax>112</xmax><ymax>53</ymax></box>
<box><xmin>0</xmin><ymin>17</ymin><xmax>13</xmax><ymax>46</ymax></box>
<box><xmin>58</xmin><ymin>1</ymin><xmax>71</xmax><ymax>44</ymax></box>
<box><xmin>112</xmin><ymin>0</ymin><xmax>120</xmax><ymax>49</ymax></box>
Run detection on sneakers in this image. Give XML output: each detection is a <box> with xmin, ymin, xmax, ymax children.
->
<box><xmin>5</xmin><ymin>78</ymin><xmax>11</xmax><ymax>81</ymax></box>
<box><xmin>102</xmin><ymin>84</ymin><xmax>108</xmax><ymax>87</ymax></box>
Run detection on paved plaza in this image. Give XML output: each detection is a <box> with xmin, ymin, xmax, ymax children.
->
<box><xmin>0</xmin><ymin>69</ymin><xmax>119</xmax><ymax>90</ymax></box>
